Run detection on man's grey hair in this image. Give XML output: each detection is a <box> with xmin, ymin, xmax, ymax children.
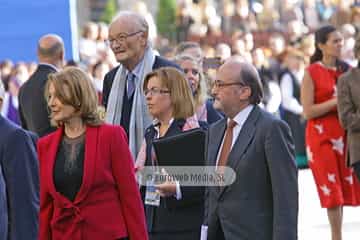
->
<box><xmin>38</xmin><ymin>42</ymin><xmax>63</xmax><ymax>57</ymax></box>
<box><xmin>228</xmin><ymin>58</ymin><xmax>263</xmax><ymax>105</ymax></box>
<box><xmin>37</xmin><ymin>34</ymin><xmax>64</xmax><ymax>58</ymax></box>
<box><xmin>111</xmin><ymin>11</ymin><xmax>149</xmax><ymax>34</ymax></box>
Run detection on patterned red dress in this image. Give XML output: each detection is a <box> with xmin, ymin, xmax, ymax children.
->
<box><xmin>306</xmin><ymin>62</ymin><xmax>360</xmax><ymax>208</ymax></box>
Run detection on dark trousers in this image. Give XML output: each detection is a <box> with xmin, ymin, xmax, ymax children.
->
<box><xmin>353</xmin><ymin>161</ymin><xmax>360</xmax><ymax>182</ymax></box>
<box><xmin>208</xmin><ymin>216</ymin><xmax>226</xmax><ymax>240</ymax></box>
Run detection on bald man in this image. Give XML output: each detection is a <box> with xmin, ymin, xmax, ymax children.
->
<box><xmin>19</xmin><ymin>34</ymin><xmax>64</xmax><ymax>137</ymax></box>
<box><xmin>103</xmin><ymin>11</ymin><xmax>178</xmax><ymax>158</ymax></box>
<box><xmin>203</xmin><ymin>58</ymin><xmax>298</xmax><ymax>240</ymax></box>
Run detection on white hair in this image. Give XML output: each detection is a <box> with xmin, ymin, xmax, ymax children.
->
<box><xmin>111</xmin><ymin>11</ymin><xmax>149</xmax><ymax>33</ymax></box>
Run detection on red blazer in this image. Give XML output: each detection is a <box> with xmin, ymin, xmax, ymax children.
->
<box><xmin>37</xmin><ymin>124</ymin><xmax>148</xmax><ymax>240</ymax></box>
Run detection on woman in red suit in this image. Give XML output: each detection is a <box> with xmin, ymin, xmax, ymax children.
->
<box><xmin>301</xmin><ymin>25</ymin><xmax>360</xmax><ymax>240</ymax></box>
<box><xmin>37</xmin><ymin>67</ymin><xmax>148</xmax><ymax>240</ymax></box>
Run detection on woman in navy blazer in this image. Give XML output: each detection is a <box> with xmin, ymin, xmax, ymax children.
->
<box><xmin>37</xmin><ymin>67</ymin><xmax>147</xmax><ymax>240</ymax></box>
<box><xmin>136</xmin><ymin>67</ymin><xmax>205</xmax><ymax>240</ymax></box>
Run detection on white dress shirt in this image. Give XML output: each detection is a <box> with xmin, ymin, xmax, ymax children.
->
<box><xmin>216</xmin><ymin>104</ymin><xmax>254</xmax><ymax>166</ymax></box>
<box><xmin>265</xmin><ymin>81</ymin><xmax>282</xmax><ymax>114</ymax></box>
<box><xmin>280</xmin><ymin>70</ymin><xmax>304</xmax><ymax>115</ymax></box>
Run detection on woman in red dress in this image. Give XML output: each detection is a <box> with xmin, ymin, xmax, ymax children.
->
<box><xmin>301</xmin><ymin>25</ymin><xmax>360</xmax><ymax>240</ymax></box>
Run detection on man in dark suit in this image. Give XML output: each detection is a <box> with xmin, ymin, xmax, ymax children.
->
<box><xmin>203</xmin><ymin>58</ymin><xmax>298</xmax><ymax>240</ymax></box>
<box><xmin>0</xmin><ymin>81</ymin><xmax>39</xmax><ymax>240</ymax></box>
<box><xmin>103</xmin><ymin>11</ymin><xmax>178</xmax><ymax>157</ymax></box>
<box><xmin>19</xmin><ymin>34</ymin><xmax>64</xmax><ymax>137</ymax></box>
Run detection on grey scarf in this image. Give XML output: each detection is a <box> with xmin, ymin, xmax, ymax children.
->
<box><xmin>105</xmin><ymin>47</ymin><xmax>156</xmax><ymax>158</ymax></box>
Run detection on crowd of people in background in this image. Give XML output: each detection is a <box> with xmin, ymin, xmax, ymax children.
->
<box><xmin>1</xmin><ymin>0</ymin><xmax>360</xmax><ymax>239</ymax></box>
<box><xmin>2</xmin><ymin>2</ymin><xmax>360</xmax><ymax>156</ymax></box>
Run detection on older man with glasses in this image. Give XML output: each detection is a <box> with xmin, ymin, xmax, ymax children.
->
<box><xmin>103</xmin><ymin>11</ymin><xmax>179</xmax><ymax>158</ymax></box>
<box><xmin>203</xmin><ymin>57</ymin><xmax>298</xmax><ymax>240</ymax></box>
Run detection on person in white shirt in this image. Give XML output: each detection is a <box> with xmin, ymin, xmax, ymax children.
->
<box><xmin>280</xmin><ymin>48</ymin><xmax>306</xmax><ymax>156</ymax></box>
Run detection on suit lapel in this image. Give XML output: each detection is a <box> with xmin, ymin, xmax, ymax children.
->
<box><xmin>219</xmin><ymin>106</ymin><xmax>261</xmax><ymax>197</ymax></box>
<box><xmin>164</xmin><ymin>119</ymin><xmax>184</xmax><ymax>136</ymax></box>
<box><xmin>74</xmin><ymin>126</ymin><xmax>97</xmax><ymax>204</ymax></box>
<box><xmin>226</xmin><ymin>107</ymin><xmax>260</xmax><ymax>170</ymax></box>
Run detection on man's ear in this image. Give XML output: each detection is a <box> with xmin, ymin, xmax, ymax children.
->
<box><xmin>58</xmin><ymin>51</ymin><xmax>65</xmax><ymax>68</ymax></box>
<box><xmin>239</xmin><ymin>86</ymin><xmax>251</xmax><ymax>100</ymax></box>
<box><xmin>140</xmin><ymin>31</ymin><xmax>148</xmax><ymax>46</ymax></box>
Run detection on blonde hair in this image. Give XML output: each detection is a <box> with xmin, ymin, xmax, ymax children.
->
<box><xmin>143</xmin><ymin>67</ymin><xmax>195</xmax><ymax>119</ymax></box>
<box><xmin>45</xmin><ymin>66</ymin><xmax>102</xmax><ymax>127</ymax></box>
<box><xmin>174</xmin><ymin>54</ymin><xmax>208</xmax><ymax>109</ymax></box>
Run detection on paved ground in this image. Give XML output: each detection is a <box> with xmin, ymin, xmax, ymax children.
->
<box><xmin>298</xmin><ymin>169</ymin><xmax>360</xmax><ymax>239</ymax></box>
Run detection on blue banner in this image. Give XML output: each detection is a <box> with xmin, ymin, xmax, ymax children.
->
<box><xmin>0</xmin><ymin>0</ymin><xmax>79</xmax><ymax>62</ymax></box>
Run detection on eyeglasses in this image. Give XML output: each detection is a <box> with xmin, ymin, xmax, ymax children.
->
<box><xmin>106</xmin><ymin>31</ymin><xmax>143</xmax><ymax>45</ymax></box>
<box><xmin>144</xmin><ymin>88</ymin><xmax>170</xmax><ymax>96</ymax></box>
<box><xmin>183</xmin><ymin>68</ymin><xmax>200</xmax><ymax>75</ymax></box>
<box><xmin>213</xmin><ymin>80</ymin><xmax>245</xmax><ymax>89</ymax></box>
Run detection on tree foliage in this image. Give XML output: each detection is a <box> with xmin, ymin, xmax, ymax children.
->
<box><xmin>101</xmin><ymin>0</ymin><xmax>117</xmax><ymax>24</ymax></box>
<box><xmin>156</xmin><ymin>0</ymin><xmax>177</xmax><ymax>41</ymax></box>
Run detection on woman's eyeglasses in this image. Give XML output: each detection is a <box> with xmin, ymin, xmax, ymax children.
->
<box><xmin>144</xmin><ymin>88</ymin><xmax>170</xmax><ymax>96</ymax></box>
